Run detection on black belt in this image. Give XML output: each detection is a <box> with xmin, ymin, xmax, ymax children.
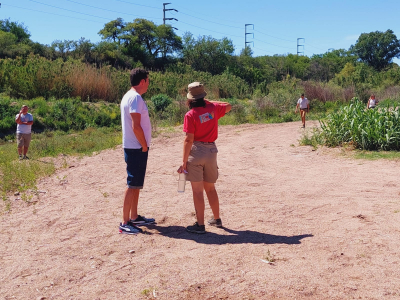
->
<box><xmin>197</xmin><ymin>141</ymin><xmax>215</xmax><ymax>144</ymax></box>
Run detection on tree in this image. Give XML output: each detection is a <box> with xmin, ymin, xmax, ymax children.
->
<box><xmin>73</xmin><ymin>38</ymin><xmax>94</xmax><ymax>62</ymax></box>
<box><xmin>181</xmin><ymin>33</ymin><xmax>234</xmax><ymax>75</ymax></box>
<box><xmin>309</xmin><ymin>49</ymin><xmax>357</xmax><ymax>81</ymax></box>
<box><xmin>122</xmin><ymin>19</ymin><xmax>182</xmax><ymax>58</ymax></box>
<box><xmin>98</xmin><ymin>18</ymin><xmax>126</xmax><ymax>44</ymax></box>
<box><xmin>352</xmin><ymin>29</ymin><xmax>400</xmax><ymax>71</ymax></box>
<box><xmin>283</xmin><ymin>54</ymin><xmax>310</xmax><ymax>80</ymax></box>
<box><xmin>51</xmin><ymin>40</ymin><xmax>74</xmax><ymax>60</ymax></box>
<box><xmin>98</xmin><ymin>18</ymin><xmax>182</xmax><ymax>68</ymax></box>
<box><xmin>240</xmin><ymin>46</ymin><xmax>253</xmax><ymax>57</ymax></box>
<box><xmin>0</xmin><ymin>30</ymin><xmax>31</xmax><ymax>58</ymax></box>
<box><xmin>0</xmin><ymin>19</ymin><xmax>31</xmax><ymax>43</ymax></box>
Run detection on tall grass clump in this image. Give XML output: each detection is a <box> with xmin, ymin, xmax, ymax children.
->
<box><xmin>0</xmin><ymin>55</ymin><xmax>130</xmax><ymax>101</ymax></box>
<box><xmin>299</xmin><ymin>127</ymin><xmax>325</xmax><ymax>149</ymax></box>
<box><xmin>320</xmin><ymin>98</ymin><xmax>400</xmax><ymax>150</ymax></box>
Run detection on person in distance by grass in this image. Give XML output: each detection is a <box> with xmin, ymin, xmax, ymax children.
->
<box><xmin>367</xmin><ymin>94</ymin><xmax>379</xmax><ymax>109</ymax></box>
<box><xmin>177</xmin><ymin>82</ymin><xmax>232</xmax><ymax>234</ymax></box>
<box><xmin>15</xmin><ymin>105</ymin><xmax>34</xmax><ymax>160</ymax></box>
<box><xmin>295</xmin><ymin>93</ymin><xmax>310</xmax><ymax>128</ymax></box>
<box><xmin>119</xmin><ymin>68</ymin><xmax>155</xmax><ymax>235</ymax></box>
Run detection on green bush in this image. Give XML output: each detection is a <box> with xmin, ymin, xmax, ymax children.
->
<box><xmin>151</xmin><ymin>94</ymin><xmax>173</xmax><ymax>112</ymax></box>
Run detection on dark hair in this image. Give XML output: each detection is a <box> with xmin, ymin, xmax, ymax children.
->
<box><xmin>130</xmin><ymin>68</ymin><xmax>149</xmax><ymax>87</ymax></box>
<box><xmin>301</xmin><ymin>93</ymin><xmax>305</xmax><ymax>97</ymax></box>
<box><xmin>187</xmin><ymin>98</ymin><xmax>206</xmax><ymax>109</ymax></box>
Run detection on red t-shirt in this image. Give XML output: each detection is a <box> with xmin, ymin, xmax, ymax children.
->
<box><xmin>183</xmin><ymin>100</ymin><xmax>227</xmax><ymax>142</ymax></box>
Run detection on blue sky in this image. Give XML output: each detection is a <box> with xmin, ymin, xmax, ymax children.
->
<box><xmin>2</xmin><ymin>0</ymin><xmax>400</xmax><ymax>63</ymax></box>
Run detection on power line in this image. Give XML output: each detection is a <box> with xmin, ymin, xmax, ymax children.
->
<box><xmin>174</xmin><ymin>4</ymin><xmax>241</xmax><ymax>26</ymax></box>
<box><xmin>28</xmin><ymin>0</ymin><xmax>162</xmax><ymax>21</ymax></box>
<box><xmin>178</xmin><ymin>11</ymin><xmax>242</xmax><ymax>29</ymax></box>
<box><xmin>27</xmin><ymin>0</ymin><xmax>116</xmax><ymax>20</ymax></box>
<box><xmin>254</xmin><ymin>29</ymin><xmax>294</xmax><ymax>43</ymax></box>
<box><xmin>304</xmin><ymin>42</ymin><xmax>326</xmax><ymax>51</ymax></box>
<box><xmin>61</xmin><ymin>0</ymin><xmax>160</xmax><ymax>19</ymax></box>
<box><xmin>179</xmin><ymin>20</ymin><xmax>242</xmax><ymax>39</ymax></box>
<box><xmin>4</xmin><ymin>4</ymin><xmax>105</xmax><ymax>24</ymax></box>
<box><xmin>253</xmin><ymin>38</ymin><xmax>293</xmax><ymax>50</ymax></box>
<box><xmin>113</xmin><ymin>0</ymin><xmax>159</xmax><ymax>10</ymax></box>
<box><xmin>7</xmin><ymin>1</ymin><xmax>309</xmax><ymax>56</ymax></box>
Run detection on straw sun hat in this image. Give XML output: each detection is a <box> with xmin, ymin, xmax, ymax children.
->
<box><xmin>187</xmin><ymin>82</ymin><xmax>207</xmax><ymax>100</ymax></box>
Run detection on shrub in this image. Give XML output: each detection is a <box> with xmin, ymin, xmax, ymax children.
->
<box><xmin>151</xmin><ymin>94</ymin><xmax>173</xmax><ymax>112</ymax></box>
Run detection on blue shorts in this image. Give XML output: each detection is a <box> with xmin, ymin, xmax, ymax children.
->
<box><xmin>124</xmin><ymin>148</ymin><xmax>149</xmax><ymax>189</ymax></box>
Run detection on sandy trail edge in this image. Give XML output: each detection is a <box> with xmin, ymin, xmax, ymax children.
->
<box><xmin>1</xmin><ymin>121</ymin><xmax>400</xmax><ymax>300</ymax></box>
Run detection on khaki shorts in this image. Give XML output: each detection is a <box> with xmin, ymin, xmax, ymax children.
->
<box><xmin>186</xmin><ymin>141</ymin><xmax>218</xmax><ymax>183</ymax></box>
<box><xmin>17</xmin><ymin>133</ymin><xmax>32</xmax><ymax>148</ymax></box>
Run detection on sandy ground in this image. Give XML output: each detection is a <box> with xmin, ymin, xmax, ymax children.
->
<box><xmin>1</xmin><ymin>121</ymin><xmax>400</xmax><ymax>300</ymax></box>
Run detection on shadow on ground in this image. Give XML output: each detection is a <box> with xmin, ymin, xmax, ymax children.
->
<box><xmin>144</xmin><ymin>225</ymin><xmax>313</xmax><ymax>245</ymax></box>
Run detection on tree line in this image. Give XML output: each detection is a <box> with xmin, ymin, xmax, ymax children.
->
<box><xmin>1</xmin><ymin>18</ymin><xmax>400</xmax><ymax>102</ymax></box>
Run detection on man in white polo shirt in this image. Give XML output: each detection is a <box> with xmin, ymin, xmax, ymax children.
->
<box><xmin>118</xmin><ymin>68</ymin><xmax>155</xmax><ymax>235</ymax></box>
<box><xmin>295</xmin><ymin>93</ymin><xmax>310</xmax><ymax>128</ymax></box>
<box><xmin>15</xmin><ymin>105</ymin><xmax>34</xmax><ymax>160</ymax></box>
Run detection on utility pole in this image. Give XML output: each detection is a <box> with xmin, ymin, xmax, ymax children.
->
<box><xmin>297</xmin><ymin>38</ymin><xmax>304</xmax><ymax>56</ymax></box>
<box><xmin>162</xmin><ymin>3</ymin><xmax>178</xmax><ymax>58</ymax></box>
<box><xmin>245</xmin><ymin>24</ymin><xmax>254</xmax><ymax>50</ymax></box>
<box><xmin>163</xmin><ymin>3</ymin><xmax>178</xmax><ymax>29</ymax></box>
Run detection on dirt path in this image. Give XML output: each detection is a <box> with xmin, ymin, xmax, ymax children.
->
<box><xmin>1</xmin><ymin>121</ymin><xmax>400</xmax><ymax>300</ymax></box>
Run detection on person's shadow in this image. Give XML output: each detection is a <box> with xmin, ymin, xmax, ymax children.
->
<box><xmin>145</xmin><ymin>224</ymin><xmax>313</xmax><ymax>245</ymax></box>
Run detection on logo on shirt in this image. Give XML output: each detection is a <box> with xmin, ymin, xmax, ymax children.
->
<box><xmin>199</xmin><ymin>112</ymin><xmax>214</xmax><ymax>124</ymax></box>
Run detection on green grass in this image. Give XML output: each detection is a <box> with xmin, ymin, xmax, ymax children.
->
<box><xmin>353</xmin><ymin>150</ymin><xmax>400</xmax><ymax>160</ymax></box>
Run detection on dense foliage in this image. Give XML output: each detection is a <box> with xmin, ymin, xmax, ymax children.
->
<box><xmin>351</xmin><ymin>30</ymin><xmax>400</xmax><ymax>71</ymax></box>
<box><xmin>0</xmin><ymin>96</ymin><xmax>121</xmax><ymax>135</ymax></box>
<box><xmin>1</xmin><ymin>19</ymin><xmax>399</xmax><ymax>102</ymax></box>
<box><xmin>1</xmin><ymin>18</ymin><xmax>400</xmax><ymax>144</ymax></box>
<box><xmin>320</xmin><ymin>99</ymin><xmax>400</xmax><ymax>150</ymax></box>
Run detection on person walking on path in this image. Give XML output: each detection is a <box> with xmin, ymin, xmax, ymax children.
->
<box><xmin>15</xmin><ymin>105</ymin><xmax>33</xmax><ymax>160</ymax></box>
<box><xmin>177</xmin><ymin>82</ymin><xmax>232</xmax><ymax>234</ymax></box>
<box><xmin>367</xmin><ymin>94</ymin><xmax>379</xmax><ymax>109</ymax></box>
<box><xmin>119</xmin><ymin>68</ymin><xmax>155</xmax><ymax>235</ymax></box>
<box><xmin>295</xmin><ymin>93</ymin><xmax>310</xmax><ymax>128</ymax></box>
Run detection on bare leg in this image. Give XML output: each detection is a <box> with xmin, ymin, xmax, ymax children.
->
<box><xmin>203</xmin><ymin>181</ymin><xmax>220</xmax><ymax>220</ymax></box>
<box><xmin>18</xmin><ymin>147</ymin><xmax>22</xmax><ymax>156</ymax></box>
<box><xmin>190</xmin><ymin>181</ymin><xmax>205</xmax><ymax>225</ymax></box>
<box><xmin>301</xmin><ymin>110</ymin><xmax>306</xmax><ymax>126</ymax></box>
<box><xmin>23</xmin><ymin>146</ymin><xmax>29</xmax><ymax>156</ymax></box>
<box><xmin>123</xmin><ymin>188</ymin><xmax>140</xmax><ymax>224</ymax></box>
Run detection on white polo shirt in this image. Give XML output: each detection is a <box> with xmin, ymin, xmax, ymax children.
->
<box><xmin>120</xmin><ymin>89</ymin><xmax>152</xmax><ymax>149</ymax></box>
<box><xmin>297</xmin><ymin>97</ymin><xmax>309</xmax><ymax>109</ymax></box>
